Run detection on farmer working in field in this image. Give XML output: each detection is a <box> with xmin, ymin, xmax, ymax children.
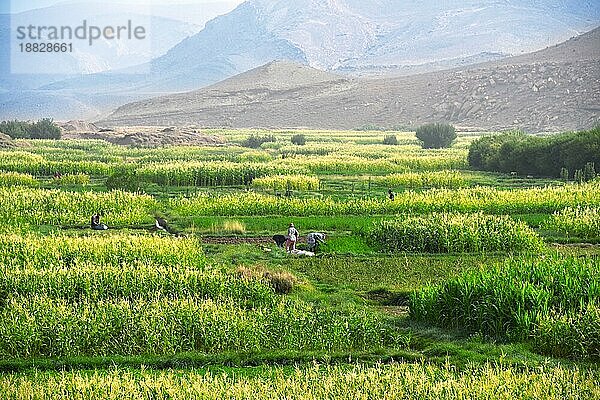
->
<box><xmin>286</xmin><ymin>223</ymin><xmax>299</xmax><ymax>253</ymax></box>
<box><xmin>307</xmin><ymin>232</ymin><xmax>326</xmax><ymax>253</ymax></box>
<box><xmin>91</xmin><ymin>213</ymin><xmax>108</xmax><ymax>230</ymax></box>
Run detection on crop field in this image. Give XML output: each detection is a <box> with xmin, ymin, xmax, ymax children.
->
<box><xmin>0</xmin><ymin>128</ymin><xmax>598</xmax><ymax>398</ymax></box>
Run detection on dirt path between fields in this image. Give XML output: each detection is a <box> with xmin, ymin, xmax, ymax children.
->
<box><xmin>200</xmin><ymin>236</ymin><xmax>276</xmax><ymax>245</ymax></box>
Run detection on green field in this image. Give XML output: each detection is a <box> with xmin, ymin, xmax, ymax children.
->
<box><xmin>0</xmin><ymin>129</ymin><xmax>598</xmax><ymax>398</ymax></box>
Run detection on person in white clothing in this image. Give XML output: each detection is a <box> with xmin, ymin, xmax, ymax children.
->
<box><xmin>286</xmin><ymin>223</ymin><xmax>299</xmax><ymax>252</ymax></box>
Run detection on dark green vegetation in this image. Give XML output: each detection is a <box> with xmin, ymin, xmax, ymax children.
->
<box><xmin>0</xmin><ymin>128</ymin><xmax>598</xmax><ymax>396</ymax></box>
<box><xmin>0</xmin><ymin>119</ymin><xmax>61</xmax><ymax>140</ymax></box>
<box><xmin>291</xmin><ymin>134</ymin><xmax>306</xmax><ymax>145</ymax></box>
<box><xmin>416</xmin><ymin>123</ymin><xmax>457</xmax><ymax>149</ymax></box>
<box><xmin>468</xmin><ymin>126</ymin><xmax>600</xmax><ymax>178</ymax></box>
<box><xmin>242</xmin><ymin>134</ymin><xmax>277</xmax><ymax>148</ymax></box>
<box><xmin>383</xmin><ymin>134</ymin><xmax>398</xmax><ymax>145</ymax></box>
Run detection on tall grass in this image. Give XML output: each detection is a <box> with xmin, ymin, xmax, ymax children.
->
<box><xmin>0</xmin><ymin>151</ymin><xmax>113</xmax><ymax>176</ymax></box>
<box><xmin>1</xmin><ymin>363</ymin><xmax>598</xmax><ymax>399</ymax></box>
<box><xmin>0</xmin><ymin>234</ymin><xmax>204</xmax><ymax>268</ymax></box>
<box><xmin>0</xmin><ymin>296</ymin><xmax>401</xmax><ymax>358</ymax></box>
<box><xmin>252</xmin><ymin>175</ymin><xmax>320</xmax><ymax>192</ymax></box>
<box><xmin>51</xmin><ymin>173</ymin><xmax>91</xmax><ymax>186</ymax></box>
<box><xmin>545</xmin><ymin>206</ymin><xmax>600</xmax><ymax>240</ymax></box>
<box><xmin>375</xmin><ymin>170</ymin><xmax>468</xmax><ymax>188</ymax></box>
<box><xmin>0</xmin><ymin>234</ymin><xmax>404</xmax><ymax>359</ymax></box>
<box><xmin>211</xmin><ymin>220</ymin><xmax>247</xmax><ymax>234</ymax></box>
<box><xmin>0</xmin><ymin>265</ymin><xmax>274</xmax><ymax>307</ymax></box>
<box><xmin>367</xmin><ymin>213</ymin><xmax>542</xmax><ymax>253</ymax></box>
<box><xmin>0</xmin><ymin>188</ymin><xmax>156</xmax><ymax>227</ymax></box>
<box><xmin>171</xmin><ymin>182</ymin><xmax>600</xmax><ymax>216</ymax></box>
<box><xmin>410</xmin><ymin>256</ymin><xmax>600</xmax><ymax>360</ymax></box>
<box><xmin>0</xmin><ymin>171</ymin><xmax>38</xmax><ymax>187</ymax></box>
<box><xmin>135</xmin><ymin>161</ymin><xmax>309</xmax><ymax>187</ymax></box>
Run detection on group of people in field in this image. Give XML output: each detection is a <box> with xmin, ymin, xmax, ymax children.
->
<box><xmin>281</xmin><ymin>223</ymin><xmax>326</xmax><ymax>253</ymax></box>
<box><xmin>90</xmin><ymin>213</ymin><xmax>325</xmax><ymax>254</ymax></box>
<box><xmin>89</xmin><ymin>189</ymin><xmax>398</xmax><ymax>253</ymax></box>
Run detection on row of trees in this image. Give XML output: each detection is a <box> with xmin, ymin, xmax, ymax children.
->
<box><xmin>0</xmin><ymin>119</ymin><xmax>61</xmax><ymax>139</ymax></box>
<box><xmin>241</xmin><ymin>124</ymin><xmax>459</xmax><ymax>149</ymax></box>
<box><xmin>468</xmin><ymin>127</ymin><xmax>600</xmax><ymax>179</ymax></box>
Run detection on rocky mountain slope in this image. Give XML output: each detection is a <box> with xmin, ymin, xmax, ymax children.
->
<box><xmin>52</xmin><ymin>0</ymin><xmax>600</xmax><ymax>93</ymax></box>
<box><xmin>3</xmin><ymin>0</ymin><xmax>599</xmax><ymax>121</ymax></box>
<box><xmin>101</xmin><ymin>27</ymin><xmax>600</xmax><ymax>132</ymax></box>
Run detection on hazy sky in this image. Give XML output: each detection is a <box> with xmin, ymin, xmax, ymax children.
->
<box><xmin>2</xmin><ymin>0</ymin><xmax>245</xmax><ymax>14</ymax></box>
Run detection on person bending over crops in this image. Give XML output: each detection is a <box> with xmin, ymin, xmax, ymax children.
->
<box><xmin>286</xmin><ymin>223</ymin><xmax>299</xmax><ymax>253</ymax></box>
<box><xmin>307</xmin><ymin>232</ymin><xmax>326</xmax><ymax>253</ymax></box>
<box><xmin>388</xmin><ymin>189</ymin><xmax>395</xmax><ymax>201</ymax></box>
<box><xmin>91</xmin><ymin>213</ymin><xmax>108</xmax><ymax>230</ymax></box>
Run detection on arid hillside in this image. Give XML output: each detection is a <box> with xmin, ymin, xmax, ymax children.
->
<box><xmin>101</xmin><ymin>27</ymin><xmax>600</xmax><ymax>132</ymax></box>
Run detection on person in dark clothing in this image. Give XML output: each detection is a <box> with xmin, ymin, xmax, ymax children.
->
<box><xmin>91</xmin><ymin>213</ymin><xmax>108</xmax><ymax>230</ymax></box>
<box><xmin>388</xmin><ymin>189</ymin><xmax>395</xmax><ymax>201</ymax></box>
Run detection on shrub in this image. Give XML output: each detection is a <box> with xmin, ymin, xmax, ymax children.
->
<box><xmin>415</xmin><ymin>123</ymin><xmax>456</xmax><ymax>149</ymax></box>
<box><xmin>383</xmin><ymin>135</ymin><xmax>398</xmax><ymax>145</ymax></box>
<box><xmin>355</xmin><ymin>124</ymin><xmax>386</xmax><ymax>131</ymax></box>
<box><xmin>242</xmin><ymin>134</ymin><xmax>276</xmax><ymax>149</ymax></box>
<box><xmin>236</xmin><ymin>266</ymin><xmax>298</xmax><ymax>294</ymax></box>
<box><xmin>265</xmin><ymin>271</ymin><xmax>297</xmax><ymax>294</ymax></box>
<box><xmin>0</xmin><ymin>119</ymin><xmax>61</xmax><ymax>140</ymax></box>
<box><xmin>291</xmin><ymin>134</ymin><xmax>306</xmax><ymax>146</ymax></box>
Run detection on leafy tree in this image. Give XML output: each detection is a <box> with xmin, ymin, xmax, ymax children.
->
<box><xmin>415</xmin><ymin>123</ymin><xmax>456</xmax><ymax>149</ymax></box>
<box><xmin>468</xmin><ymin>127</ymin><xmax>600</xmax><ymax>178</ymax></box>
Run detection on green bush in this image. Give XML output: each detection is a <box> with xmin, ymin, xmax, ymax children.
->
<box><xmin>242</xmin><ymin>134</ymin><xmax>276</xmax><ymax>149</ymax></box>
<box><xmin>0</xmin><ymin>119</ymin><xmax>61</xmax><ymax>140</ymax></box>
<box><xmin>383</xmin><ymin>135</ymin><xmax>398</xmax><ymax>145</ymax></box>
<box><xmin>468</xmin><ymin>127</ymin><xmax>600</xmax><ymax>178</ymax></box>
<box><xmin>355</xmin><ymin>124</ymin><xmax>386</xmax><ymax>131</ymax></box>
<box><xmin>415</xmin><ymin>123</ymin><xmax>456</xmax><ymax>149</ymax></box>
<box><xmin>291</xmin><ymin>134</ymin><xmax>306</xmax><ymax>146</ymax></box>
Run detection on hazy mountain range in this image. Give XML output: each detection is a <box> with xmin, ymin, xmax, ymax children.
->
<box><xmin>1</xmin><ymin>0</ymin><xmax>599</xmax><ymax>122</ymax></box>
<box><xmin>101</xmin><ymin>27</ymin><xmax>600</xmax><ymax>132</ymax></box>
